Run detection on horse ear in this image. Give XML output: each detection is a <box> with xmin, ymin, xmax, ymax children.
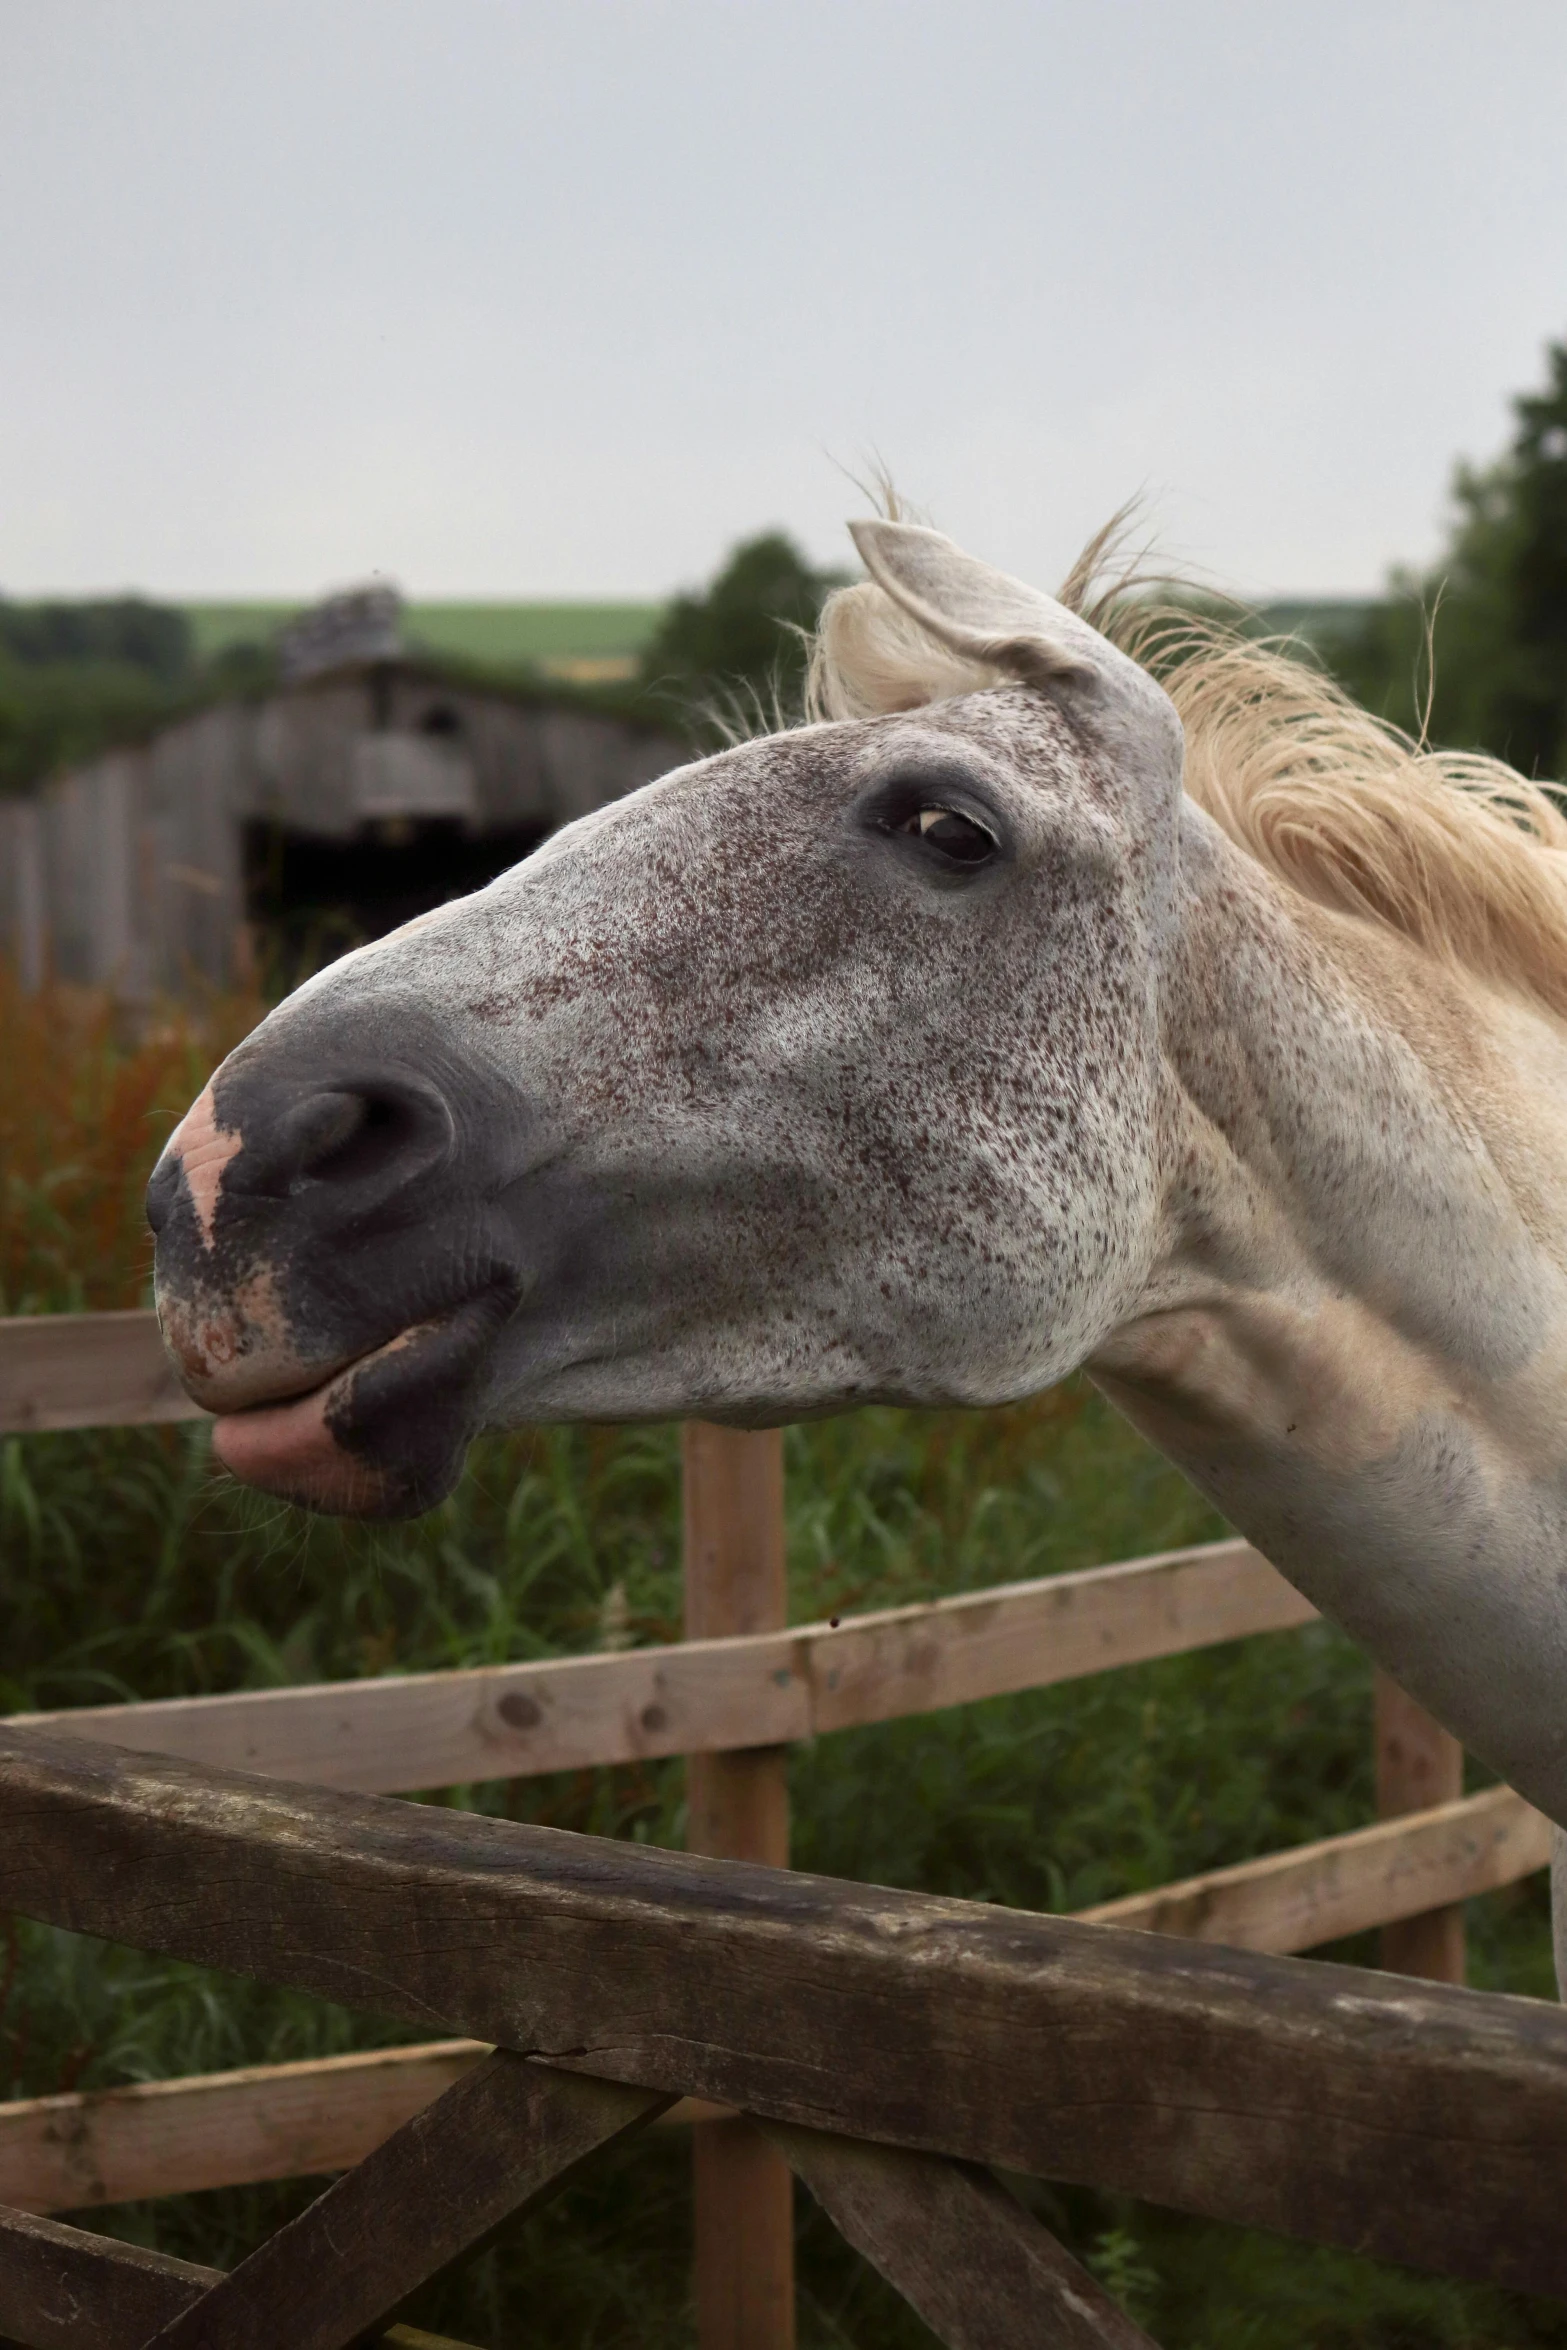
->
<box><xmin>848</xmin><ymin>519</ymin><xmax>1182</xmax><ymax>781</ymax></box>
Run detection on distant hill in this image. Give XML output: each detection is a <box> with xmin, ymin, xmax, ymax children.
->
<box><xmin>183</xmin><ymin>600</ymin><xmax>665</xmax><ymax>684</ymax></box>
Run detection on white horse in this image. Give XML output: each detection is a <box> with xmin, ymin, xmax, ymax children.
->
<box><xmin>148</xmin><ymin>516</ymin><xmax>1567</xmax><ymax>1983</ymax></box>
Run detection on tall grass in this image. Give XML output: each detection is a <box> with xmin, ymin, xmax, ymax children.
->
<box><xmin>0</xmin><ymin>968</ymin><xmax>1560</xmax><ymax>2347</ymax></box>
<box><xmin>0</xmin><ymin>962</ymin><xmax>265</xmax><ymax>1314</ymax></box>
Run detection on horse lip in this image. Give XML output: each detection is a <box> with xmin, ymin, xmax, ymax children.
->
<box><xmin>209</xmin><ymin>1284</ymin><xmax>518</xmax><ymax>1518</ymax></box>
<box><xmin>192</xmin><ymin>1342</ymin><xmax>364</xmax><ymax>1419</ymax></box>
<box><xmin>204</xmin><ymin>1339</ymin><xmax>382</xmax><ymax>1425</ymax></box>
<box><xmin>208</xmin><ymin>1290</ymin><xmax>498</xmax><ymax>1424</ymax></box>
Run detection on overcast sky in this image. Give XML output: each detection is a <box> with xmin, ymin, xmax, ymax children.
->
<box><xmin>4</xmin><ymin>1</ymin><xmax>1567</xmax><ymax>602</ymax></box>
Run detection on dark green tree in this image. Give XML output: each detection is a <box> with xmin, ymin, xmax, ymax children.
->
<box><xmin>1335</xmin><ymin>338</ymin><xmax>1567</xmax><ymax>778</ymax></box>
<box><xmin>0</xmin><ymin>660</ymin><xmax>179</xmax><ymax>793</ymax></box>
<box><xmin>0</xmin><ymin>594</ymin><xmax>193</xmax><ymax>683</ymax></box>
<box><xmin>0</xmin><ymin>596</ymin><xmax>216</xmax><ymax>793</ymax></box>
<box><xmin>638</xmin><ymin>531</ymin><xmax>840</xmax><ymax>734</ymax></box>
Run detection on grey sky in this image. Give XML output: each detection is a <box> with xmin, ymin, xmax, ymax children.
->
<box><xmin>4</xmin><ymin>0</ymin><xmax>1567</xmax><ymax>601</ymax></box>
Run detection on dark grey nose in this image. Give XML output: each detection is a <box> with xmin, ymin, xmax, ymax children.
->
<box><xmin>147</xmin><ymin>1070</ymin><xmax>458</xmax><ymax>1241</ymax></box>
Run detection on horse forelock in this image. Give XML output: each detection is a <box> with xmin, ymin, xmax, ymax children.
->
<box><xmin>808</xmin><ymin>530</ymin><xmax>1567</xmax><ymax>1025</ymax></box>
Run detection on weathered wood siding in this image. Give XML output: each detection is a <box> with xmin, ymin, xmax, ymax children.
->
<box><xmin>1</xmin><ymin>668</ymin><xmax>683</xmax><ymax>996</ymax></box>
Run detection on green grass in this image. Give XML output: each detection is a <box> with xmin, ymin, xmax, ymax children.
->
<box><xmin>178</xmin><ymin>602</ymin><xmax>302</xmax><ymax>661</ymax></box>
<box><xmin>2</xmin><ymin>1391</ymin><xmax>1560</xmax><ymax>2348</ymax></box>
<box><xmin>180</xmin><ymin>600</ymin><xmax>666</xmax><ymax>669</ymax></box>
<box><xmin>404</xmin><ymin>601</ymin><xmax>664</xmax><ymax>669</ymax></box>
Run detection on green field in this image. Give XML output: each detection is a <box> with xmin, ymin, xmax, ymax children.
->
<box><xmin>182</xmin><ymin>599</ymin><xmax>665</xmax><ymax>672</ymax></box>
<box><xmin>181</xmin><ymin>596</ymin><xmax>1369</xmax><ymax>675</ymax></box>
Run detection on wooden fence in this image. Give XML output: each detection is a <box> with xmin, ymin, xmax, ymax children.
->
<box><xmin>0</xmin><ymin>1723</ymin><xmax>1565</xmax><ymax>2350</ymax></box>
<box><xmin>0</xmin><ymin>1311</ymin><xmax>1556</xmax><ymax>2348</ymax></box>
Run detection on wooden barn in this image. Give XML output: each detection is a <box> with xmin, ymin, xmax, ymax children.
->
<box><xmin>0</xmin><ymin>588</ymin><xmax>686</xmax><ymax>1000</ymax></box>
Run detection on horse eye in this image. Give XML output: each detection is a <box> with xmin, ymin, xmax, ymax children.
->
<box><xmin>901</xmin><ymin>806</ymin><xmax>997</xmax><ymax>864</ymax></box>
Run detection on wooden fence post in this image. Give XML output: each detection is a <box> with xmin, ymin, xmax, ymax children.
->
<box><xmin>682</xmin><ymin>1422</ymin><xmax>795</xmax><ymax>2350</ymax></box>
<box><xmin>1374</xmin><ymin>1669</ymin><xmax>1466</xmax><ymax>1982</ymax></box>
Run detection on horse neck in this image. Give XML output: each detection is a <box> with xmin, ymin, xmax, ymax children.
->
<box><xmin>1091</xmin><ymin>806</ymin><xmax>1567</xmax><ymax>1823</ymax></box>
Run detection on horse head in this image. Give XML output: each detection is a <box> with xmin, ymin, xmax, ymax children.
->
<box><xmin>148</xmin><ymin>521</ymin><xmax>1185</xmax><ymax>1515</ymax></box>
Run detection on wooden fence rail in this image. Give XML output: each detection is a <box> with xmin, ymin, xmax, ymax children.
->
<box><xmin>0</xmin><ymin>1779</ymin><xmax>1545</xmax><ymax>2220</ymax></box>
<box><xmin>0</xmin><ymin>1721</ymin><xmax>1562</xmax><ymax>2350</ymax></box>
<box><xmin>3</xmin><ymin>1310</ymin><xmax>1557</xmax><ymax>2346</ymax></box>
<box><xmin>0</xmin><ymin>1312</ymin><xmax>201</xmax><ymax>1436</ymax></box>
<box><xmin>10</xmin><ymin>1535</ymin><xmax>1316</xmax><ymax>1789</ymax></box>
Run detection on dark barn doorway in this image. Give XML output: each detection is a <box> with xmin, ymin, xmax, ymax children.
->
<box><xmin>243</xmin><ymin>817</ymin><xmax>551</xmax><ymax>984</ymax></box>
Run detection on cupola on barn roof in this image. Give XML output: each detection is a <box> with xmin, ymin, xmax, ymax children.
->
<box><xmin>278</xmin><ymin>582</ymin><xmax>405</xmax><ymax>684</ymax></box>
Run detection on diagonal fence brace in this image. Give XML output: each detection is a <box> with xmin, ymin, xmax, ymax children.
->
<box><xmin>760</xmin><ymin>2120</ymin><xmax>1159</xmax><ymax>2350</ymax></box>
<box><xmin>141</xmin><ymin>2052</ymin><xmax>670</xmax><ymax>2350</ymax></box>
<box><xmin>0</xmin><ymin>2203</ymin><xmax>473</xmax><ymax>2350</ymax></box>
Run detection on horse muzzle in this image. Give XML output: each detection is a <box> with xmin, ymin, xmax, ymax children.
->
<box><xmin>147</xmin><ymin>1019</ymin><xmax>527</xmax><ymax>1516</ymax></box>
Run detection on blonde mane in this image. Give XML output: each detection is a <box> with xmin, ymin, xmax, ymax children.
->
<box><xmin>808</xmin><ymin>540</ymin><xmax>1567</xmax><ymax>1023</ymax></box>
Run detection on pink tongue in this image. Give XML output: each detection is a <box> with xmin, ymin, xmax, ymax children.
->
<box><xmin>212</xmin><ymin>1380</ymin><xmax>391</xmax><ymax>1513</ymax></box>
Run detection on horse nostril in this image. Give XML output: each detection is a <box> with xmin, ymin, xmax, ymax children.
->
<box><xmin>279</xmin><ymin>1086</ymin><xmax>444</xmax><ymax>1193</ymax></box>
<box><xmin>210</xmin><ymin>1076</ymin><xmax>456</xmax><ymax>1209</ymax></box>
<box><xmin>289</xmin><ymin>1090</ymin><xmax>372</xmax><ymax>1181</ymax></box>
<box><xmin>145</xmin><ymin>1151</ymin><xmax>179</xmax><ymax>1236</ymax></box>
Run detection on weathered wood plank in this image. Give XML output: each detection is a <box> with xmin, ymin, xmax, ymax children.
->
<box><xmin>0</xmin><ymin>2041</ymin><xmax>487</xmax><ymax>2215</ymax></box>
<box><xmin>1078</xmin><ymin>1784</ymin><xmax>1550</xmax><ymax>1953</ymax></box>
<box><xmin>9</xmin><ymin>1539</ymin><xmax>1313</xmax><ymax>1793</ymax></box>
<box><xmin>683</xmin><ymin>1423</ymin><xmax>795</xmax><ymax>2350</ymax></box>
<box><xmin>13</xmin><ymin>1631</ymin><xmax>811</xmax><ymax>1790</ymax></box>
<box><xmin>0</xmin><ymin>2206</ymin><xmax>214</xmax><ymax>2350</ymax></box>
<box><xmin>805</xmin><ymin>1538</ymin><xmax>1317</xmax><ymax>1734</ymax></box>
<box><xmin>0</xmin><ymin>1313</ymin><xmax>204</xmax><ymax>1436</ymax></box>
<box><xmin>0</xmin><ymin>1727</ymin><xmax>1564</xmax><ymax>2297</ymax></box>
<box><xmin>0</xmin><ymin>2205</ymin><xmax>478</xmax><ymax>2349</ymax></box>
<box><xmin>144</xmin><ymin>2052</ymin><xmax>668</xmax><ymax>2350</ymax></box>
<box><xmin>1374</xmin><ymin>1672</ymin><xmax>1467</xmax><ymax>1982</ymax></box>
<box><xmin>2</xmin><ymin>1787</ymin><xmax>1546</xmax><ymax>2217</ymax></box>
<box><xmin>0</xmin><ymin>2042</ymin><xmax>719</xmax><ymax>2217</ymax></box>
<box><xmin>764</xmin><ymin>2123</ymin><xmax>1156</xmax><ymax>2349</ymax></box>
